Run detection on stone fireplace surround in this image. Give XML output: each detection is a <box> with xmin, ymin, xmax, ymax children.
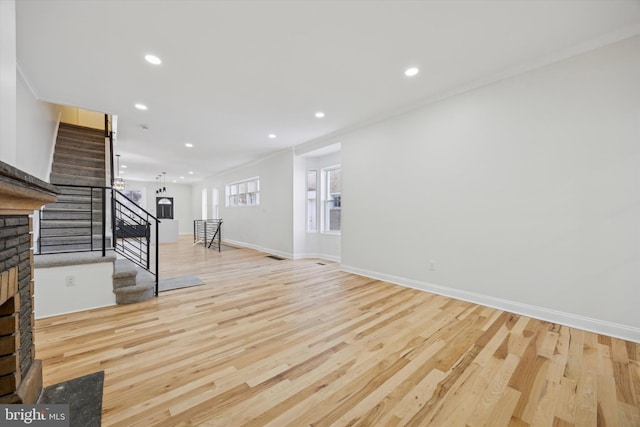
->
<box><xmin>0</xmin><ymin>161</ymin><xmax>56</xmax><ymax>403</ymax></box>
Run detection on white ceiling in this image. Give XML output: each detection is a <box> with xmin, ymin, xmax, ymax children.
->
<box><xmin>16</xmin><ymin>0</ymin><xmax>640</xmax><ymax>184</ymax></box>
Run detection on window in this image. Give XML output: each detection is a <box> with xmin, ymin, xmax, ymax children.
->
<box><xmin>201</xmin><ymin>188</ymin><xmax>208</xmax><ymax>219</ymax></box>
<box><xmin>323</xmin><ymin>166</ymin><xmax>341</xmax><ymax>232</ymax></box>
<box><xmin>226</xmin><ymin>177</ymin><xmax>260</xmax><ymax>207</ymax></box>
<box><xmin>212</xmin><ymin>188</ymin><xmax>219</xmax><ymax>218</ymax></box>
<box><xmin>306</xmin><ymin>170</ymin><xmax>317</xmax><ymax>231</ymax></box>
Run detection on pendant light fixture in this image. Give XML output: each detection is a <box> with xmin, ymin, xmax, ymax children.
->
<box><xmin>155</xmin><ymin>172</ymin><xmax>167</xmax><ymax>194</ymax></box>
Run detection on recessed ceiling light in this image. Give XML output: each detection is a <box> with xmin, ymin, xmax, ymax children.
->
<box><xmin>184</xmin><ymin>143</ymin><xmax>193</xmax><ymax>148</ymax></box>
<box><xmin>180</xmin><ymin>176</ymin><xmax>185</xmax><ymax>179</ymax></box>
<box><xmin>172</xmin><ymin>180</ymin><xmax>177</xmax><ymax>183</ymax></box>
<box><xmin>268</xmin><ymin>133</ymin><xmax>277</xmax><ymax>139</ymax></box>
<box><xmin>315</xmin><ymin>112</ymin><xmax>325</xmax><ymax>118</ymax></box>
<box><xmin>121</xmin><ymin>165</ymin><xmax>127</xmax><ymax>169</ymax></box>
<box><xmin>189</xmin><ymin>171</ymin><xmax>194</xmax><ymax>175</ymax></box>
<box><xmin>144</xmin><ymin>54</ymin><xmax>162</xmax><ymax>65</ymax></box>
<box><xmin>135</xmin><ymin>103</ymin><xmax>148</xmax><ymax>110</ymax></box>
<box><xmin>404</xmin><ymin>67</ymin><xmax>419</xmax><ymax>77</ymax></box>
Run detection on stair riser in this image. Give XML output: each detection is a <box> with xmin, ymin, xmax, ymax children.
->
<box><xmin>113</xmin><ymin>277</ymin><xmax>137</xmax><ymax>289</ymax></box>
<box><xmin>51</xmin><ymin>193</ymin><xmax>102</xmax><ymax>201</ymax></box>
<box><xmin>40</xmin><ymin>222</ymin><xmax>110</xmax><ymax>234</ymax></box>
<box><xmin>54</xmin><ymin>153</ymin><xmax>105</xmax><ymax>169</ymax></box>
<box><xmin>40</xmin><ymin>224</ymin><xmax>105</xmax><ymax>233</ymax></box>
<box><xmin>56</xmin><ymin>140</ymin><xmax>104</xmax><ymax>155</ymax></box>
<box><xmin>55</xmin><ymin>145</ymin><xmax>105</xmax><ymax>160</ymax></box>
<box><xmin>52</xmin><ymin>165</ymin><xmax>105</xmax><ymax>179</ymax></box>
<box><xmin>40</xmin><ymin>227</ymin><xmax>106</xmax><ymax>236</ymax></box>
<box><xmin>40</xmin><ymin>233</ymin><xmax>111</xmax><ymax>241</ymax></box>
<box><xmin>40</xmin><ymin>212</ymin><xmax>93</xmax><ymax>221</ymax></box>
<box><xmin>38</xmin><ymin>238</ymin><xmax>113</xmax><ymax>253</ymax></box>
<box><xmin>57</xmin><ymin>126</ymin><xmax>105</xmax><ymax>141</ymax></box>
<box><xmin>58</xmin><ymin>123</ymin><xmax>105</xmax><ymax>136</ymax></box>
<box><xmin>40</xmin><ymin>236</ymin><xmax>113</xmax><ymax>246</ymax></box>
<box><xmin>56</xmin><ymin>135</ymin><xmax>105</xmax><ymax>149</ymax></box>
<box><xmin>57</xmin><ymin>135</ymin><xmax>104</xmax><ymax>145</ymax></box>
<box><xmin>50</xmin><ymin>174</ymin><xmax>106</xmax><ymax>187</ymax></box>
<box><xmin>39</xmin><ymin>245</ymin><xmax>112</xmax><ymax>254</ymax></box>
<box><xmin>46</xmin><ymin>193</ymin><xmax>103</xmax><ymax>200</ymax></box>
<box><xmin>43</xmin><ymin>204</ymin><xmax>104</xmax><ymax>212</ymax></box>
<box><xmin>42</xmin><ymin>202</ymin><xmax>103</xmax><ymax>208</ymax></box>
<box><xmin>114</xmin><ymin>286</ymin><xmax>154</xmax><ymax>304</ymax></box>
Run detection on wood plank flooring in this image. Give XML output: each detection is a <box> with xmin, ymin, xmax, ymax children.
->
<box><xmin>34</xmin><ymin>237</ymin><xmax>640</xmax><ymax>426</ymax></box>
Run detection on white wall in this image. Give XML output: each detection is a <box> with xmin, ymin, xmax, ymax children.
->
<box><xmin>195</xmin><ymin>149</ymin><xmax>295</xmax><ymax>257</ymax></box>
<box><xmin>55</xmin><ymin>105</ymin><xmax>104</xmax><ymax>129</ymax></box>
<box><xmin>195</xmin><ymin>147</ymin><xmax>341</xmax><ymax>261</ymax></box>
<box><xmin>125</xmin><ymin>180</ymin><xmax>193</xmax><ymax>235</ymax></box>
<box><xmin>16</xmin><ymin>73</ymin><xmax>58</xmax><ymax>181</ymax></box>
<box><xmin>1</xmin><ymin>0</ymin><xmax>57</xmax><ymax>181</ymax></box>
<box><xmin>341</xmin><ymin>36</ymin><xmax>640</xmax><ymax>341</ymax></box>
<box><xmin>34</xmin><ymin>262</ymin><xmax>116</xmax><ymax>318</ymax></box>
<box><xmin>0</xmin><ymin>0</ymin><xmax>17</xmax><ymax>166</ymax></box>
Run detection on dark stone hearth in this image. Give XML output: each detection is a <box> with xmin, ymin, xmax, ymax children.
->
<box><xmin>39</xmin><ymin>371</ymin><xmax>104</xmax><ymax>427</ymax></box>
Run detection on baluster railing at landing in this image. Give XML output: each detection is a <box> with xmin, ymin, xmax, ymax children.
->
<box><xmin>193</xmin><ymin>219</ymin><xmax>223</xmax><ymax>252</ymax></box>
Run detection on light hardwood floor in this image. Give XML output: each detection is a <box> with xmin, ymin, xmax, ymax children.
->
<box><xmin>35</xmin><ymin>236</ymin><xmax>640</xmax><ymax>426</ymax></box>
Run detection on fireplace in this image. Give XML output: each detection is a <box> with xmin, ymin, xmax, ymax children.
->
<box><xmin>0</xmin><ymin>162</ymin><xmax>56</xmax><ymax>403</ymax></box>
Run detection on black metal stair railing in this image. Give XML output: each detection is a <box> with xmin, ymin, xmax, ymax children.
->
<box><xmin>38</xmin><ymin>184</ymin><xmax>110</xmax><ymax>256</ymax></box>
<box><xmin>38</xmin><ymin>185</ymin><xmax>160</xmax><ymax>295</ymax></box>
<box><xmin>193</xmin><ymin>219</ymin><xmax>223</xmax><ymax>251</ymax></box>
<box><xmin>112</xmin><ymin>189</ymin><xmax>159</xmax><ymax>294</ymax></box>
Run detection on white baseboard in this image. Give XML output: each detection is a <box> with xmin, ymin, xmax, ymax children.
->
<box><xmin>292</xmin><ymin>252</ymin><xmax>341</xmax><ymax>263</ymax></box>
<box><xmin>221</xmin><ymin>240</ymin><xmax>341</xmax><ymax>263</ymax></box>
<box><xmin>223</xmin><ymin>239</ymin><xmax>294</xmax><ymax>259</ymax></box>
<box><xmin>35</xmin><ymin>302</ymin><xmax>116</xmax><ymax>320</ymax></box>
<box><xmin>341</xmin><ymin>264</ymin><xmax>640</xmax><ymax>343</ymax></box>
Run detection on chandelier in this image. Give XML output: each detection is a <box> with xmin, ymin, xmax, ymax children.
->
<box><xmin>114</xmin><ymin>154</ymin><xmax>125</xmax><ymax>190</ymax></box>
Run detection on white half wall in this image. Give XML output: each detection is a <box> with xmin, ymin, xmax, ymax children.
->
<box><xmin>34</xmin><ymin>262</ymin><xmax>116</xmax><ymax>318</ymax></box>
<box><xmin>16</xmin><ymin>72</ymin><xmax>58</xmax><ymax>181</ymax></box>
<box><xmin>341</xmin><ymin>36</ymin><xmax>640</xmax><ymax>341</ymax></box>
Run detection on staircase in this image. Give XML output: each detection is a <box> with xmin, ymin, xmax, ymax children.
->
<box><xmin>51</xmin><ymin>123</ymin><xmax>106</xmax><ymax>187</ymax></box>
<box><xmin>37</xmin><ymin>121</ymin><xmax>157</xmax><ymax>305</ymax></box>
<box><xmin>40</xmin><ymin>123</ymin><xmax>108</xmax><ymax>253</ymax></box>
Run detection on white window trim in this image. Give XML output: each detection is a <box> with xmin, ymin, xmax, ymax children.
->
<box><xmin>321</xmin><ymin>165</ymin><xmax>341</xmax><ymax>235</ymax></box>
<box><xmin>225</xmin><ymin>176</ymin><xmax>260</xmax><ymax>208</ymax></box>
<box><xmin>306</xmin><ymin>170</ymin><xmax>318</xmax><ymax>233</ymax></box>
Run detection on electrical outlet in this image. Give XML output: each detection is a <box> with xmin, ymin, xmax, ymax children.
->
<box><xmin>65</xmin><ymin>275</ymin><xmax>76</xmax><ymax>287</ymax></box>
<box><xmin>429</xmin><ymin>260</ymin><xmax>436</xmax><ymax>271</ymax></box>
